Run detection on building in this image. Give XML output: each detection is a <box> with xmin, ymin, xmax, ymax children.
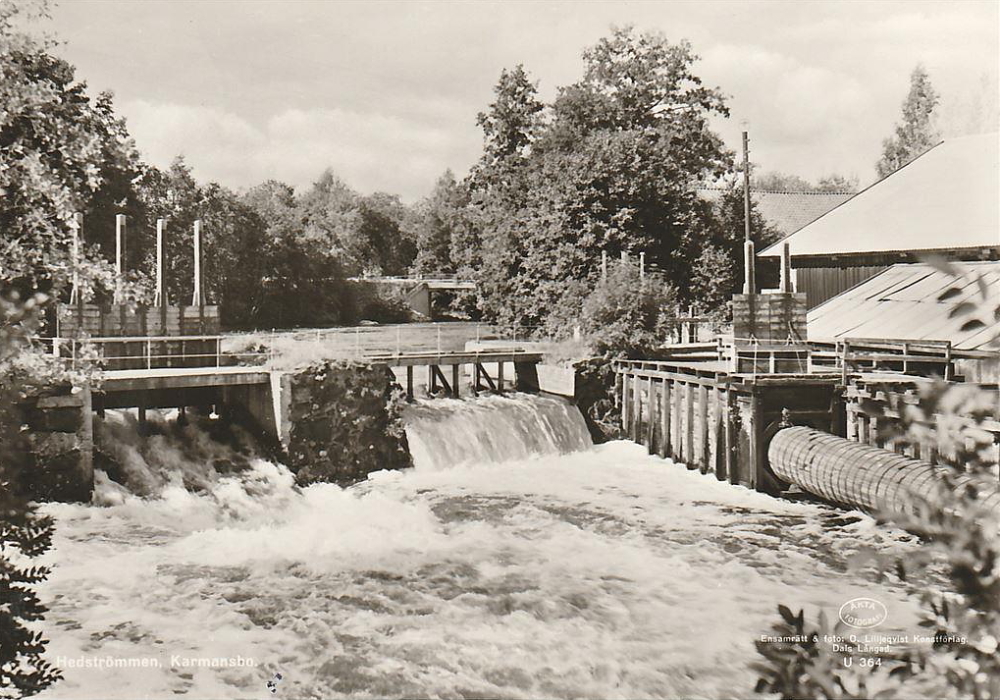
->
<box><xmin>760</xmin><ymin>133</ymin><xmax>1000</xmax><ymax>309</ymax></box>
<box><xmin>698</xmin><ymin>187</ymin><xmax>854</xmax><ymax>238</ymax></box>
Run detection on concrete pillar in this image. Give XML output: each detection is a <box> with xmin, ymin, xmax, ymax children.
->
<box><xmin>192</xmin><ymin>219</ymin><xmax>203</xmax><ymax>307</ymax></box>
<box><xmin>70</xmin><ymin>212</ymin><xmax>83</xmax><ymax>304</ymax></box>
<box><xmin>154</xmin><ymin>218</ymin><xmax>166</xmax><ymax>306</ymax></box>
<box><xmin>115</xmin><ymin>214</ymin><xmax>127</xmax><ymax>303</ymax></box>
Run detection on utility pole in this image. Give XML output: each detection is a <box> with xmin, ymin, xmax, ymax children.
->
<box><xmin>742</xmin><ymin>130</ymin><xmax>756</xmax><ymax>295</ymax></box>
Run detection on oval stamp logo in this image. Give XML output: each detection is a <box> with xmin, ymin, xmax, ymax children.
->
<box><xmin>839</xmin><ymin>597</ymin><xmax>887</xmax><ymax>629</ymax></box>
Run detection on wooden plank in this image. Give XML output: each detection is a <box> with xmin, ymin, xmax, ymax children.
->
<box><xmin>406</xmin><ymin>365</ymin><xmax>414</xmax><ymax>401</ymax></box>
<box><xmin>672</xmin><ymin>377</ymin><xmax>682</xmax><ymax>461</ymax></box>
<box><xmin>632</xmin><ymin>374</ymin><xmax>642</xmax><ymax>444</ymax></box>
<box><xmin>659</xmin><ymin>379</ymin><xmax>671</xmax><ymax>459</ymax></box>
<box><xmin>699</xmin><ymin>383</ymin><xmax>710</xmax><ymax>474</ymax></box>
<box><xmin>452</xmin><ymin>363</ymin><xmax>460</xmax><ymax>398</ymax></box>
<box><xmin>622</xmin><ymin>372</ymin><xmax>631</xmax><ymax>432</ymax></box>
<box><xmin>714</xmin><ymin>388</ymin><xmax>726</xmax><ymax>480</ymax></box>
<box><xmin>646</xmin><ymin>377</ymin><xmax>656</xmax><ymax>454</ymax></box>
<box><xmin>725</xmin><ymin>389</ymin><xmax>735</xmax><ymax>483</ymax></box>
<box><xmin>685</xmin><ymin>382</ymin><xmax>695</xmax><ymax>469</ymax></box>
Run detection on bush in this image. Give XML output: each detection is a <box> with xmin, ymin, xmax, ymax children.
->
<box><xmin>752</xmin><ymin>262</ymin><xmax>1000</xmax><ymax>700</ymax></box>
<box><xmin>349</xmin><ymin>282</ymin><xmax>413</xmax><ymax>324</ymax></box>
<box><xmin>1</xmin><ymin>291</ymin><xmax>63</xmax><ymax>698</ymax></box>
<box><xmin>579</xmin><ymin>260</ymin><xmax>677</xmax><ymax>357</ymax></box>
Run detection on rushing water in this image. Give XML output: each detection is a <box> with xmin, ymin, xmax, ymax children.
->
<box><xmin>37</xmin><ymin>394</ymin><xmax>927</xmax><ymax>699</ymax></box>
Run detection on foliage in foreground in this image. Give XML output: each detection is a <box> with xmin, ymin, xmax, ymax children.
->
<box><xmin>0</xmin><ymin>291</ymin><xmax>63</xmax><ymax>698</ymax></box>
<box><xmin>752</xmin><ymin>264</ymin><xmax>1000</xmax><ymax>699</ymax></box>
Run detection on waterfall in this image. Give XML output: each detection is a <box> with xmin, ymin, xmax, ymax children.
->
<box><xmin>403</xmin><ymin>393</ymin><xmax>592</xmax><ymax>470</ymax></box>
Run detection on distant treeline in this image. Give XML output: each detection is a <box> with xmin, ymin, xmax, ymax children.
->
<box><xmin>4</xmin><ymin>12</ymin><xmax>791</xmax><ymax>335</ymax></box>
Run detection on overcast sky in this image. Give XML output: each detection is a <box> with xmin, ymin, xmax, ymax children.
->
<box><xmin>46</xmin><ymin>0</ymin><xmax>999</xmax><ymax>202</ymax></box>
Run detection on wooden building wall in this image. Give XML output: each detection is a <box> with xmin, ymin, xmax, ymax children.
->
<box><xmin>796</xmin><ymin>265</ymin><xmax>886</xmax><ymax>309</ymax></box>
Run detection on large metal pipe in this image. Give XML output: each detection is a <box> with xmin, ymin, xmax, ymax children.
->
<box><xmin>768</xmin><ymin>426</ymin><xmax>1000</xmax><ymax>516</ymax></box>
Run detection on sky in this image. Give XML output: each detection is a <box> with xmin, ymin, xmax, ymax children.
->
<box><xmin>43</xmin><ymin>0</ymin><xmax>1000</xmax><ymax>202</ymax></box>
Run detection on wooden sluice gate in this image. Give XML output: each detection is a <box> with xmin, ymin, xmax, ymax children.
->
<box><xmin>615</xmin><ymin>359</ymin><xmax>1000</xmax><ymax>515</ymax></box>
<box><xmin>615</xmin><ymin>360</ymin><xmax>842</xmax><ymax>493</ymax></box>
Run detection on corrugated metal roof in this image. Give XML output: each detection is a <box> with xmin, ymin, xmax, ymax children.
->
<box><xmin>806</xmin><ymin>261</ymin><xmax>1000</xmax><ymax>350</ymax></box>
<box><xmin>698</xmin><ymin>188</ymin><xmax>854</xmax><ymax>236</ymax></box>
<box><xmin>761</xmin><ymin>133</ymin><xmax>1000</xmax><ymax>258</ymax></box>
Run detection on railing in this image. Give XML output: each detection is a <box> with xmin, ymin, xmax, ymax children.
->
<box><xmin>44</xmin><ymin>335</ymin><xmax>269</xmax><ymax>371</ymax></box>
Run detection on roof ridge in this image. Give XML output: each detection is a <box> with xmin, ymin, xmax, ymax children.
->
<box><xmin>694</xmin><ymin>186</ymin><xmax>856</xmax><ymax>195</ymax></box>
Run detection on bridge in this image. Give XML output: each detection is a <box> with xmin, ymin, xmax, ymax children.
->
<box><xmin>350</xmin><ymin>275</ymin><xmax>477</xmax><ymax>317</ymax></box>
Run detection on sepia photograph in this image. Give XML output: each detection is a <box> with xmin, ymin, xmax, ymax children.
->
<box><xmin>1</xmin><ymin>0</ymin><xmax>998</xmax><ymax>698</ymax></box>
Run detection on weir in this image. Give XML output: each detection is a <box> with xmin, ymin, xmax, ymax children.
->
<box><xmin>24</xmin><ymin>337</ymin><xmax>549</xmax><ymax>501</ymax></box>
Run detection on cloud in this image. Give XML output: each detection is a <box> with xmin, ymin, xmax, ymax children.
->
<box><xmin>122</xmin><ymin>100</ymin><xmax>477</xmax><ymax>201</ymax></box>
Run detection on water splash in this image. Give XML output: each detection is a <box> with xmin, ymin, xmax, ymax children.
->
<box><xmin>37</xmin><ymin>399</ymin><xmax>930</xmax><ymax>700</ymax></box>
<box><xmin>404</xmin><ymin>393</ymin><xmax>592</xmax><ymax>470</ymax></box>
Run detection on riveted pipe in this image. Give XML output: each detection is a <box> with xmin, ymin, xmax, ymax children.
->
<box><xmin>768</xmin><ymin>426</ymin><xmax>1000</xmax><ymax>516</ymax></box>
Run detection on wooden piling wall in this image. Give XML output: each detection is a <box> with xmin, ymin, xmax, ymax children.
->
<box><xmin>616</xmin><ymin>361</ymin><xmax>842</xmax><ymax>493</ymax></box>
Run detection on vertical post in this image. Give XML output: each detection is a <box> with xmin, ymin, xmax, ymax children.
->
<box><xmin>115</xmin><ymin>214</ymin><xmax>127</xmax><ymax>304</ymax></box>
<box><xmin>497</xmin><ymin>361</ymin><xmax>505</xmax><ymax>393</ymax></box>
<box><xmin>685</xmin><ymin>382</ymin><xmax>695</xmax><ymax>469</ymax></box>
<box><xmin>452</xmin><ymin>364</ymin><xmax>460</xmax><ymax>398</ymax></box>
<box><xmin>191</xmin><ymin>219</ymin><xmax>203</xmax><ymax>307</ymax></box>
<box><xmin>427</xmin><ymin>364</ymin><xmax>436</xmax><ymax>394</ymax></box>
<box><xmin>437</xmin><ymin>326</ymin><xmax>442</xmax><ymax>353</ymax></box>
<box><xmin>742</xmin><ymin>131</ymin><xmax>755</xmax><ymax>295</ymax></box>
<box><xmin>726</xmin><ymin>388</ymin><xmax>737</xmax><ymax>484</ymax></box>
<box><xmin>621</xmin><ymin>370</ymin><xmax>631</xmax><ymax>431</ymax></box>
<box><xmin>154</xmin><ymin>218</ymin><xmax>166</xmax><ymax>306</ymax></box>
<box><xmin>672</xmin><ymin>376</ymin><xmax>682</xmax><ymax>460</ymax></box>
<box><xmin>780</xmin><ymin>241</ymin><xmax>792</xmax><ymax>293</ymax></box>
<box><xmin>631</xmin><ymin>373</ymin><xmax>642</xmax><ymax>443</ymax></box>
<box><xmin>744</xmin><ymin>240</ymin><xmax>756</xmax><ymax>297</ymax></box>
<box><xmin>712</xmin><ymin>387</ymin><xmax>725</xmax><ymax>480</ymax></box>
<box><xmin>601</xmin><ymin>250</ymin><xmax>608</xmax><ymax>281</ymax></box>
<box><xmin>639</xmin><ymin>252</ymin><xmax>645</xmax><ymax>281</ymax></box>
<box><xmin>406</xmin><ymin>365</ymin><xmax>414</xmax><ymax>401</ymax></box>
<box><xmin>70</xmin><ymin>212</ymin><xmax>83</xmax><ymax>304</ymax></box>
<box><xmin>396</xmin><ymin>326</ymin><xmax>401</xmax><ymax>355</ymax></box>
<box><xmin>646</xmin><ymin>376</ymin><xmax>656</xmax><ymax>453</ymax></box>
<box><xmin>659</xmin><ymin>379</ymin><xmax>671</xmax><ymax>459</ymax></box>
<box><xmin>699</xmin><ymin>383</ymin><xmax>709</xmax><ymax>473</ymax></box>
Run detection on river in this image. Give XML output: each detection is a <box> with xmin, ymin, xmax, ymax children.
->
<box><xmin>37</xmin><ymin>394</ymin><xmax>925</xmax><ymax>699</ymax></box>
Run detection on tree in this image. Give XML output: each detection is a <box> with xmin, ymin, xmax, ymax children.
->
<box><xmin>876</xmin><ymin>65</ymin><xmax>940</xmax><ymax>178</ymax></box>
<box><xmin>687</xmin><ymin>184</ymin><xmax>779</xmax><ymax>314</ymax></box>
<box><xmin>474</xmin><ymin>64</ymin><xmax>544</xmax><ymax>169</ymax></box>
<box><xmin>0</xmin><ymin>0</ymin><xmax>127</xmax><ymax>298</ymax></box>
<box><xmin>412</xmin><ymin>170</ymin><xmax>467</xmax><ymax>276</ymax></box>
<box><xmin>468</xmin><ymin>27</ymin><xmax>731</xmax><ymax>332</ymax></box>
<box><xmin>243</xmin><ymin>180</ymin><xmax>351</xmax><ymax>328</ymax></box>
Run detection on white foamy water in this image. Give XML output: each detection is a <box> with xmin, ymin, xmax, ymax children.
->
<box><xmin>37</xmin><ymin>395</ymin><xmax>927</xmax><ymax>699</ymax></box>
